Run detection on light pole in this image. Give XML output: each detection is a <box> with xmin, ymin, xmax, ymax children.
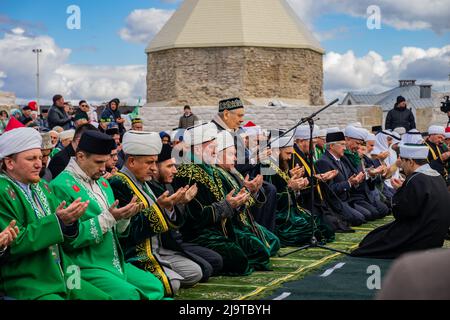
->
<box><xmin>32</xmin><ymin>48</ymin><xmax>42</xmax><ymax>113</ymax></box>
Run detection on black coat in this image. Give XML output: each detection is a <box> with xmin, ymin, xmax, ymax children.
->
<box><xmin>47</xmin><ymin>105</ymin><xmax>72</xmax><ymax>130</ymax></box>
<box><xmin>385</xmin><ymin>106</ymin><xmax>416</xmax><ymax>131</ymax></box>
<box><xmin>48</xmin><ymin>144</ymin><xmax>75</xmax><ymax>179</ymax></box>
<box><xmin>426</xmin><ymin>140</ymin><xmax>449</xmax><ymax>184</ymax></box>
<box><xmin>352</xmin><ymin>170</ymin><xmax>450</xmax><ymax>259</ymax></box>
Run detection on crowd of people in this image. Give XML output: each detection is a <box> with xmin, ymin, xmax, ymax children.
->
<box><xmin>0</xmin><ymin>95</ymin><xmax>449</xmax><ymax>300</ymax></box>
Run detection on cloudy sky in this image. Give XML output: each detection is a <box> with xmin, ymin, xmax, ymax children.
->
<box><xmin>0</xmin><ymin>0</ymin><xmax>449</xmax><ymax>105</ymax></box>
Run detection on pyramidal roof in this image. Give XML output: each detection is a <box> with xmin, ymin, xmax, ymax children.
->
<box><xmin>146</xmin><ymin>0</ymin><xmax>324</xmax><ymax>54</ymax></box>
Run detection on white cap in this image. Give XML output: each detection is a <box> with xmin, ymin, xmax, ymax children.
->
<box><xmin>294</xmin><ymin>126</ymin><xmax>310</xmax><ymax>140</ymax></box>
<box><xmin>348</xmin><ymin>122</ymin><xmax>362</xmax><ymax>128</ymax></box>
<box><xmin>428</xmin><ymin>125</ymin><xmax>445</xmax><ymax>135</ymax></box>
<box><xmin>345</xmin><ymin>125</ymin><xmax>368</xmax><ymax>141</ymax></box>
<box><xmin>393</xmin><ymin>127</ymin><xmax>407</xmax><ymax>136</ymax></box>
<box><xmin>184</xmin><ymin>122</ymin><xmax>217</xmax><ymax>146</ymax></box>
<box><xmin>0</xmin><ymin>128</ymin><xmax>42</xmax><ymax>159</ymax></box>
<box><xmin>122</xmin><ymin>131</ymin><xmax>162</xmax><ymax>156</ymax></box>
<box><xmin>216</xmin><ymin>130</ymin><xmax>235</xmax><ymax>152</ymax></box>
<box><xmin>59</xmin><ymin>129</ymin><xmax>75</xmax><ymax>140</ymax></box>
<box><xmin>400</xmin><ymin>129</ymin><xmax>424</xmax><ymax>145</ymax></box>
<box><xmin>316</xmin><ymin>129</ymin><xmax>327</xmax><ymax>138</ymax></box>
<box><xmin>327</xmin><ymin>127</ymin><xmax>341</xmax><ymax>134</ymax></box>
<box><xmin>271</xmin><ymin>132</ymin><xmax>295</xmax><ymax>149</ymax></box>
<box><xmin>399</xmin><ymin>144</ymin><xmax>429</xmax><ymax>159</ymax></box>
<box><xmin>312</xmin><ymin>125</ymin><xmax>321</xmax><ymax>138</ymax></box>
<box><xmin>365</xmin><ymin>133</ymin><xmax>376</xmax><ymax>142</ymax></box>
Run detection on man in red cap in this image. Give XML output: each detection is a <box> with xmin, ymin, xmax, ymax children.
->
<box><xmin>28</xmin><ymin>101</ymin><xmax>38</xmax><ymax>112</ymax></box>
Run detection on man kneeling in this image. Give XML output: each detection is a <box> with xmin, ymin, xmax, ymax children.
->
<box><xmin>352</xmin><ymin>144</ymin><xmax>450</xmax><ymax>259</ymax></box>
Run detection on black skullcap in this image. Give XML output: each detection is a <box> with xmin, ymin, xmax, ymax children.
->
<box><xmin>326</xmin><ymin>131</ymin><xmax>346</xmax><ymax>143</ymax></box>
<box><xmin>158</xmin><ymin>144</ymin><xmax>174</xmax><ymax>163</ymax></box>
<box><xmin>219</xmin><ymin>97</ymin><xmax>244</xmax><ymax>113</ymax></box>
<box><xmin>371</xmin><ymin>125</ymin><xmax>382</xmax><ymax>133</ymax></box>
<box><xmin>105</xmin><ymin>127</ymin><xmax>120</xmax><ymax>136</ymax></box>
<box><xmin>78</xmin><ymin>131</ymin><xmax>116</xmax><ymax>155</ymax></box>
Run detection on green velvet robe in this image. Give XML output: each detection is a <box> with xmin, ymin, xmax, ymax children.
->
<box><xmin>0</xmin><ymin>174</ymin><xmax>110</xmax><ymax>300</ymax></box>
<box><xmin>50</xmin><ymin>168</ymin><xmax>164</xmax><ymax>300</ymax></box>
<box><xmin>173</xmin><ymin>160</ymin><xmax>254</xmax><ymax>276</ymax></box>
<box><xmin>109</xmin><ymin>171</ymin><xmax>182</xmax><ymax>297</ymax></box>
<box><xmin>215</xmin><ymin>167</ymin><xmax>281</xmax><ymax>267</ymax></box>
<box><xmin>263</xmin><ymin>160</ymin><xmax>332</xmax><ymax>246</ymax></box>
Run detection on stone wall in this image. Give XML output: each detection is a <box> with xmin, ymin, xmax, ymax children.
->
<box><xmin>416</xmin><ymin>108</ymin><xmax>450</xmax><ymax>132</ymax></box>
<box><xmin>139</xmin><ymin>104</ymin><xmax>382</xmax><ymax>132</ymax></box>
<box><xmin>147</xmin><ymin>47</ymin><xmax>324</xmax><ymax>107</ymax></box>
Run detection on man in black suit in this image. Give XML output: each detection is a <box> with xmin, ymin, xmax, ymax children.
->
<box><xmin>316</xmin><ymin>131</ymin><xmax>367</xmax><ymax>226</ymax></box>
<box><xmin>342</xmin><ymin>126</ymin><xmax>389</xmax><ymax>221</ymax></box>
<box><xmin>48</xmin><ymin>123</ymin><xmax>98</xmax><ymax>179</ymax></box>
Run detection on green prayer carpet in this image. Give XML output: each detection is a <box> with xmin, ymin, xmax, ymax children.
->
<box><xmin>176</xmin><ymin>215</ymin><xmax>450</xmax><ymax>300</ymax></box>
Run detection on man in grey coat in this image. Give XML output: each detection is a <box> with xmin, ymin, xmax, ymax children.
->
<box><xmin>178</xmin><ymin>105</ymin><xmax>199</xmax><ymax>129</ymax></box>
<box><xmin>47</xmin><ymin>94</ymin><xmax>73</xmax><ymax>130</ymax></box>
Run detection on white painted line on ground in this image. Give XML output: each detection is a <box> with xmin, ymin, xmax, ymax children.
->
<box><xmin>273</xmin><ymin>292</ymin><xmax>292</xmax><ymax>300</ymax></box>
<box><xmin>319</xmin><ymin>262</ymin><xmax>346</xmax><ymax>277</ymax></box>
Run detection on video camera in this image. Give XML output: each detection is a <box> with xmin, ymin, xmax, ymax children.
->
<box><xmin>441</xmin><ymin>96</ymin><xmax>450</xmax><ymax>113</ymax></box>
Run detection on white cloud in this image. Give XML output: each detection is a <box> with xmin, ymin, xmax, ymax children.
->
<box><xmin>119</xmin><ymin>8</ymin><xmax>174</xmax><ymax>44</ymax></box>
<box><xmin>287</xmin><ymin>0</ymin><xmax>450</xmax><ymax>33</ymax></box>
<box><xmin>0</xmin><ymin>30</ymin><xmax>146</xmax><ymax>105</ymax></box>
<box><xmin>323</xmin><ymin>45</ymin><xmax>450</xmax><ymax>102</ymax></box>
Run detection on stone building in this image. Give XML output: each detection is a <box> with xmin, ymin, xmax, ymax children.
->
<box><xmin>146</xmin><ymin>0</ymin><xmax>325</xmax><ymax>107</ymax></box>
<box><xmin>342</xmin><ymin>80</ymin><xmax>449</xmax><ymax>131</ymax></box>
<box><xmin>0</xmin><ymin>91</ymin><xmax>17</xmax><ymax>113</ymax></box>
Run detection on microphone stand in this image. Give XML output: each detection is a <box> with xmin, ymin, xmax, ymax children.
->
<box><xmin>277</xmin><ymin>99</ymin><xmax>350</xmax><ymax>257</ymax></box>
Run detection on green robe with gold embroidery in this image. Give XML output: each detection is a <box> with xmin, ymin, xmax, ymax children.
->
<box><xmin>109</xmin><ymin>170</ymin><xmax>183</xmax><ymax>297</ymax></box>
<box><xmin>0</xmin><ymin>174</ymin><xmax>111</xmax><ymax>300</ymax></box>
<box><xmin>215</xmin><ymin>166</ymin><xmax>280</xmax><ymax>268</ymax></box>
<box><xmin>263</xmin><ymin>160</ymin><xmax>332</xmax><ymax>246</ymax></box>
<box><xmin>50</xmin><ymin>167</ymin><xmax>164</xmax><ymax>300</ymax></box>
<box><xmin>173</xmin><ymin>160</ymin><xmax>254</xmax><ymax>276</ymax></box>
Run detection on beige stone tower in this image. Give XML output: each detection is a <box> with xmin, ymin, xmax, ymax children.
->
<box><xmin>146</xmin><ymin>0</ymin><xmax>325</xmax><ymax>106</ymax></box>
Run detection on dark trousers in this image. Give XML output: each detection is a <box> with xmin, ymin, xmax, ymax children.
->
<box><xmin>340</xmin><ymin>201</ymin><xmax>366</xmax><ymax>226</ymax></box>
<box><xmin>180</xmin><ymin>242</ymin><xmax>223</xmax><ymax>282</ymax></box>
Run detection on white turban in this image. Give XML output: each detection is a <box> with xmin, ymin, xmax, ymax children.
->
<box><xmin>345</xmin><ymin>125</ymin><xmax>368</xmax><ymax>141</ymax></box>
<box><xmin>428</xmin><ymin>125</ymin><xmax>445</xmax><ymax>135</ymax></box>
<box><xmin>327</xmin><ymin>127</ymin><xmax>341</xmax><ymax>134</ymax></box>
<box><xmin>316</xmin><ymin>129</ymin><xmax>327</xmax><ymax>138</ymax></box>
<box><xmin>0</xmin><ymin>127</ymin><xmax>42</xmax><ymax>159</ymax></box>
<box><xmin>365</xmin><ymin>133</ymin><xmax>376</xmax><ymax>142</ymax></box>
<box><xmin>59</xmin><ymin>129</ymin><xmax>75</xmax><ymax>140</ymax></box>
<box><xmin>400</xmin><ymin>129</ymin><xmax>424</xmax><ymax>145</ymax></box>
<box><xmin>271</xmin><ymin>132</ymin><xmax>295</xmax><ymax>149</ymax></box>
<box><xmin>348</xmin><ymin>122</ymin><xmax>363</xmax><ymax>128</ymax></box>
<box><xmin>216</xmin><ymin>130</ymin><xmax>235</xmax><ymax>152</ymax></box>
<box><xmin>400</xmin><ymin>144</ymin><xmax>429</xmax><ymax>160</ymax></box>
<box><xmin>310</xmin><ymin>125</ymin><xmax>320</xmax><ymax>138</ymax></box>
<box><xmin>294</xmin><ymin>126</ymin><xmax>310</xmax><ymax>140</ymax></box>
<box><xmin>122</xmin><ymin>131</ymin><xmax>162</xmax><ymax>156</ymax></box>
<box><xmin>393</xmin><ymin>127</ymin><xmax>406</xmax><ymax>136</ymax></box>
<box><xmin>184</xmin><ymin>123</ymin><xmax>217</xmax><ymax>146</ymax></box>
